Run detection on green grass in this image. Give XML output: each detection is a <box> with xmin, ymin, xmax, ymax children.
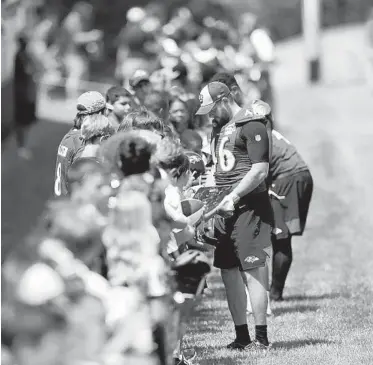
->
<box><xmin>184</xmin><ymin>187</ymin><xmax>373</xmax><ymax>364</ymax></box>
<box><xmin>183</xmin><ymin>27</ymin><xmax>373</xmax><ymax>365</ymax></box>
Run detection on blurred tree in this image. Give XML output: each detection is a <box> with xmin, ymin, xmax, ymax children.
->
<box><xmin>43</xmin><ymin>0</ymin><xmax>372</xmax><ymax>82</ymax></box>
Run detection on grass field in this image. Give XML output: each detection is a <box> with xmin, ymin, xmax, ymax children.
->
<box><xmin>184</xmin><ymin>26</ymin><xmax>373</xmax><ymax>365</ymax></box>
<box><xmin>1</xmin><ymin>25</ymin><xmax>373</xmax><ymax>365</ymax></box>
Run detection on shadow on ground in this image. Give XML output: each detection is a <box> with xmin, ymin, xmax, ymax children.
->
<box><xmin>272</xmin><ymin>304</ymin><xmax>319</xmax><ymax>315</ymax></box>
<box><xmin>1</xmin><ymin>120</ymin><xmax>69</xmax><ymax>261</ymax></box>
<box><xmin>284</xmin><ymin>293</ymin><xmax>341</xmax><ymax>301</ymax></box>
<box><xmin>273</xmin><ymin>339</ymin><xmax>337</xmax><ymax>350</ymax></box>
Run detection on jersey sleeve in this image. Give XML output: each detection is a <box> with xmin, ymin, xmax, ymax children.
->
<box><xmin>240</xmin><ymin>121</ymin><xmax>269</xmax><ymax>164</ymax></box>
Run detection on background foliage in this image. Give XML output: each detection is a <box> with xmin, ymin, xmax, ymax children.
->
<box><xmin>49</xmin><ymin>0</ymin><xmax>372</xmax><ymax>43</ymax></box>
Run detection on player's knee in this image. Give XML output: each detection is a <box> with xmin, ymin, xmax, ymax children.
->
<box><xmin>245</xmin><ymin>265</ymin><xmax>270</xmax><ymax>291</ymax></box>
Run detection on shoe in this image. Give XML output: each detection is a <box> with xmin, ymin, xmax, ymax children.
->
<box><xmin>226</xmin><ymin>339</ymin><xmax>252</xmax><ymax>350</ymax></box>
<box><xmin>174</xmin><ymin>354</ymin><xmax>193</xmax><ymax>365</ymax></box>
<box><xmin>249</xmin><ymin>340</ymin><xmax>272</xmax><ymax>351</ymax></box>
<box><xmin>183</xmin><ymin>348</ymin><xmax>197</xmax><ymax>362</ymax></box>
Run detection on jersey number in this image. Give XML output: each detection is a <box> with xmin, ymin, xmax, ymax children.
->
<box><xmin>54</xmin><ymin>163</ymin><xmax>62</xmax><ymax>196</ymax></box>
<box><xmin>217</xmin><ymin>136</ymin><xmax>236</xmax><ymax>172</ymax></box>
<box><xmin>272</xmin><ymin>130</ymin><xmax>291</xmax><ymax>145</ymax></box>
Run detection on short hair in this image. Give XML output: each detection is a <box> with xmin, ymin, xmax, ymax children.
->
<box><xmin>106</xmin><ymin>86</ymin><xmax>133</xmax><ymax>105</ymax></box>
<box><xmin>133</xmin><ymin>116</ymin><xmax>165</xmax><ymax>135</ymax></box>
<box><xmin>143</xmin><ymin>91</ymin><xmax>169</xmax><ymax>117</ymax></box>
<box><xmin>118</xmin><ymin>110</ymin><xmax>165</xmax><ymax>136</ymax></box>
<box><xmin>152</xmin><ymin>138</ymin><xmax>190</xmax><ymax>179</ymax></box>
<box><xmin>117</xmin><ymin>135</ymin><xmax>155</xmax><ymax>176</ymax></box>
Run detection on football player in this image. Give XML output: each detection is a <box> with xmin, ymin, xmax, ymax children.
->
<box><xmin>54</xmin><ymin>91</ymin><xmax>110</xmax><ymax>197</ymax></box>
<box><xmin>196</xmin><ymin>81</ymin><xmax>273</xmax><ymax>350</ymax></box>
<box><xmin>268</xmin><ymin>128</ymin><xmax>313</xmax><ymax>301</ymax></box>
<box><xmin>210</xmin><ymin>72</ymin><xmax>314</xmax><ymax>301</ymax></box>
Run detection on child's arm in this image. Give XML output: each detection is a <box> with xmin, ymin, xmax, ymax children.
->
<box><xmin>164</xmin><ymin>188</ymin><xmax>189</xmax><ymax>230</ymax></box>
<box><xmin>165</xmin><ymin>203</ymin><xmax>189</xmax><ymax>230</ymax></box>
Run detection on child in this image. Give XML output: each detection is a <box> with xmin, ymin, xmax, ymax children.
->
<box><xmin>152</xmin><ymin>138</ymin><xmax>206</xmax><ymax>365</ymax></box>
<box><xmin>105</xmin><ymin>86</ymin><xmax>138</xmax><ymax>129</ymax></box>
<box><xmin>152</xmin><ymin>138</ymin><xmax>197</xmax><ymax>257</ymax></box>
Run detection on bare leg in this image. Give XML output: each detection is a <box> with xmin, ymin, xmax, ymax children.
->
<box><xmin>221</xmin><ymin>267</ymin><xmax>247</xmax><ymax>325</ymax></box>
<box><xmin>242</xmin><ymin>265</ymin><xmax>269</xmax><ymax>326</ymax></box>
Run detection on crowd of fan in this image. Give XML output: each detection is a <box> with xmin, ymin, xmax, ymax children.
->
<box><xmin>1</xmin><ymin>67</ymin><xmax>233</xmax><ymax>365</ymax></box>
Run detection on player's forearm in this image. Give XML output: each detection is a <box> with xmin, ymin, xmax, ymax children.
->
<box><xmin>231</xmin><ymin>163</ymin><xmax>269</xmax><ymax>199</ymax></box>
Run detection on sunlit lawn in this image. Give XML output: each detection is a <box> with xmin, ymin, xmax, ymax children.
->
<box><xmin>185</xmin><ymin>27</ymin><xmax>373</xmax><ymax>364</ymax></box>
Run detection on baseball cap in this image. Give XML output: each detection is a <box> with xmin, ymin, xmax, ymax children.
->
<box><xmin>129</xmin><ymin>69</ymin><xmax>150</xmax><ymax>88</ymax></box>
<box><xmin>77</xmin><ymin>91</ymin><xmax>109</xmax><ymax>115</ymax></box>
<box><xmin>196</xmin><ymin>82</ymin><xmax>230</xmax><ymax>115</ymax></box>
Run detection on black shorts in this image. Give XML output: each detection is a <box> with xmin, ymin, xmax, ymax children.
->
<box><xmin>213</xmin><ymin>192</ymin><xmax>273</xmax><ymax>271</ymax></box>
<box><xmin>270</xmin><ymin>170</ymin><xmax>313</xmax><ymax>239</ymax></box>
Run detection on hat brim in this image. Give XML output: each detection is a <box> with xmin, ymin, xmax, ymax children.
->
<box><xmin>195</xmin><ymin>102</ymin><xmax>215</xmax><ymax>116</ymax></box>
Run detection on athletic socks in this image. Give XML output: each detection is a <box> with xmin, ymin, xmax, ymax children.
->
<box><xmin>255</xmin><ymin>325</ymin><xmax>269</xmax><ymax>346</ymax></box>
<box><xmin>235</xmin><ymin>324</ymin><xmax>251</xmax><ymax>344</ymax></box>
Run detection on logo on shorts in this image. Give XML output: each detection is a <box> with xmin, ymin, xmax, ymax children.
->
<box><xmin>255</xmin><ymin>134</ymin><xmax>262</xmax><ymax>142</ymax></box>
<box><xmin>199</xmin><ymin>94</ymin><xmax>203</xmax><ymax>104</ymax></box>
<box><xmin>244</xmin><ymin>256</ymin><xmax>259</xmax><ymax>264</ymax></box>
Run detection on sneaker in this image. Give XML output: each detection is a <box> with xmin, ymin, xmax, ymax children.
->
<box><xmin>174</xmin><ymin>354</ymin><xmax>193</xmax><ymax>365</ymax></box>
<box><xmin>249</xmin><ymin>340</ymin><xmax>272</xmax><ymax>351</ymax></box>
<box><xmin>183</xmin><ymin>348</ymin><xmax>197</xmax><ymax>362</ymax></box>
<box><xmin>226</xmin><ymin>339</ymin><xmax>252</xmax><ymax>350</ymax></box>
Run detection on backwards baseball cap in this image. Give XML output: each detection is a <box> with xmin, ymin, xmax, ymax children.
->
<box><xmin>196</xmin><ymin>82</ymin><xmax>230</xmax><ymax>115</ymax></box>
<box><xmin>129</xmin><ymin>69</ymin><xmax>150</xmax><ymax>88</ymax></box>
<box><xmin>77</xmin><ymin>91</ymin><xmax>110</xmax><ymax>115</ymax></box>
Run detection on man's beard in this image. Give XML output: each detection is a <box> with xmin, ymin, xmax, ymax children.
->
<box><xmin>212</xmin><ymin>110</ymin><xmax>231</xmax><ymax>128</ymax></box>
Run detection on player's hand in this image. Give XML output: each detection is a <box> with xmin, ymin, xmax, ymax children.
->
<box><xmin>216</xmin><ymin>195</ymin><xmax>235</xmax><ymax>218</ymax></box>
